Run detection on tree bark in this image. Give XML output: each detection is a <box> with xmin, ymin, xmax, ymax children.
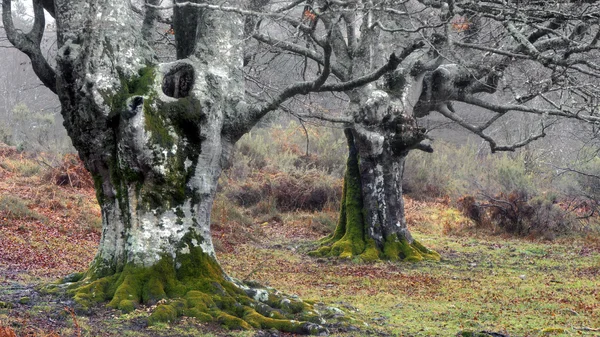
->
<box><xmin>311</xmin><ymin>79</ymin><xmax>440</xmax><ymax>262</ymax></box>
<box><xmin>41</xmin><ymin>0</ymin><xmax>327</xmax><ymax>333</ymax></box>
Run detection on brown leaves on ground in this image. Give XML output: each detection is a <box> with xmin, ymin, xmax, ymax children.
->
<box><xmin>0</xmin><ymin>151</ymin><xmax>100</xmax><ymax>280</ymax></box>
<box><xmin>0</xmin><ymin>325</ymin><xmax>17</xmax><ymax>337</ymax></box>
<box><xmin>0</xmin><ymin>322</ymin><xmax>60</xmax><ymax>337</ymax></box>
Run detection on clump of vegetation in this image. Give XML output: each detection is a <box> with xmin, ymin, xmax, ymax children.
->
<box><xmin>405</xmin><ymin>141</ymin><xmax>586</xmax><ymax>237</ymax></box>
<box><xmin>43</xmin><ymin>153</ymin><xmax>94</xmax><ymax>189</ymax></box>
<box><xmin>458</xmin><ymin>191</ymin><xmax>575</xmax><ymax>237</ymax></box>
<box><xmin>0</xmin><ymin>195</ymin><xmax>43</xmax><ymax>221</ymax></box>
<box><xmin>223</xmin><ymin>121</ymin><xmax>345</xmax><ymax>214</ymax></box>
<box><xmin>225</xmin><ymin>170</ymin><xmax>342</xmax><ymax>212</ymax></box>
<box><xmin>0</xmin><ymin>156</ymin><xmax>41</xmax><ymax>177</ymax></box>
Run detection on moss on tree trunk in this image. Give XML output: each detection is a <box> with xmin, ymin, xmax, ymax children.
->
<box><xmin>51</xmin><ymin>231</ymin><xmax>327</xmax><ymax>334</ymax></box>
<box><xmin>310</xmin><ymin>130</ymin><xmax>439</xmax><ymax>262</ymax></box>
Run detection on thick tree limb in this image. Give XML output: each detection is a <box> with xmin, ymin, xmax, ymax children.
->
<box><xmin>39</xmin><ymin>0</ymin><xmax>54</xmax><ymax>17</ymax></box>
<box><xmin>142</xmin><ymin>0</ymin><xmax>160</xmax><ymax>42</ymax></box>
<box><xmin>315</xmin><ymin>49</ymin><xmax>412</xmax><ymax>92</ymax></box>
<box><xmin>2</xmin><ymin>0</ymin><xmax>57</xmax><ymax>94</ymax></box>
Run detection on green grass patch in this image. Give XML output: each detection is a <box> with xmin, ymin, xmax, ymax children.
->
<box><xmin>220</xmin><ymin>230</ymin><xmax>600</xmax><ymax>337</ymax></box>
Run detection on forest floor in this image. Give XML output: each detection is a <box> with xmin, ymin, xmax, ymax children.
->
<box><xmin>0</xmin><ymin>150</ymin><xmax>599</xmax><ymax>337</ymax></box>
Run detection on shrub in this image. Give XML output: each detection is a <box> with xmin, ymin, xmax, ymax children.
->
<box><xmin>225</xmin><ymin>122</ymin><xmax>345</xmax><ymax>213</ymax></box>
<box><xmin>0</xmin><ymin>143</ymin><xmax>17</xmax><ymax>157</ymax></box>
<box><xmin>0</xmin><ymin>157</ymin><xmax>41</xmax><ymax>177</ymax></box>
<box><xmin>404</xmin><ymin>142</ymin><xmax>480</xmax><ymax>199</ymax></box>
<box><xmin>457</xmin><ymin>195</ymin><xmax>482</xmax><ymax>224</ymax></box>
<box><xmin>0</xmin><ymin>195</ymin><xmax>43</xmax><ymax>221</ymax></box>
<box><xmin>404</xmin><ymin>142</ymin><xmax>547</xmax><ymax>201</ymax></box>
<box><xmin>226</xmin><ymin>170</ymin><xmax>342</xmax><ymax>212</ymax></box>
<box><xmin>458</xmin><ymin>191</ymin><xmax>575</xmax><ymax>237</ymax></box>
<box><xmin>44</xmin><ymin>154</ymin><xmax>94</xmax><ymax>189</ymax></box>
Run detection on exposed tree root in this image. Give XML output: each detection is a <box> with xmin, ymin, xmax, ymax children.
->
<box><xmin>44</xmin><ymin>245</ymin><xmax>332</xmax><ymax>335</ymax></box>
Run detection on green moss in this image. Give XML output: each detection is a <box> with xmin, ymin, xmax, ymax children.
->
<box><xmin>311</xmin><ymin>138</ymin><xmax>439</xmax><ymax>263</ymax></box>
<box><xmin>67</xmin><ymin>229</ymin><xmax>332</xmax><ymax>333</ymax></box>
<box><xmin>540</xmin><ymin>327</ymin><xmax>566</xmax><ymax>334</ymax></box>
<box><xmin>382</xmin><ymin>235</ymin><xmax>440</xmax><ymax>262</ymax></box>
<box><xmin>242</xmin><ymin>307</ymin><xmax>302</xmax><ymax>331</ymax></box>
<box><xmin>142</xmin><ymin>276</ymin><xmax>167</xmax><ymax>304</ymax></box>
<box><xmin>63</xmin><ymin>272</ymin><xmax>85</xmax><ymax>283</ymax></box>
<box><xmin>459</xmin><ymin>332</ymin><xmax>493</xmax><ymax>337</ymax></box>
<box><xmin>164</xmin><ymin>97</ymin><xmax>204</xmax><ymax>146</ymax></box>
<box><xmin>310</xmin><ymin>142</ymin><xmax>368</xmax><ymax>260</ymax></box>
<box><xmin>412</xmin><ymin>239</ymin><xmax>441</xmax><ymax>261</ymax></box>
<box><xmin>117</xmin><ymin>299</ymin><xmax>135</xmax><ymax>313</ymax></box>
<box><xmin>148</xmin><ymin>303</ymin><xmax>178</xmax><ymax>324</ymax></box>
<box><xmin>217</xmin><ymin>312</ymin><xmax>252</xmax><ymax>330</ymax></box>
<box><xmin>144</xmin><ymin>98</ymin><xmax>176</xmax><ymax>149</ymax></box>
<box><xmin>307</xmin><ymin>245</ymin><xmax>331</xmax><ymax>257</ymax></box>
<box><xmin>359</xmin><ymin>239</ymin><xmax>381</xmax><ymax>262</ymax></box>
<box><xmin>0</xmin><ymin>301</ymin><xmax>14</xmax><ymax>309</ymax></box>
<box><xmin>111</xmin><ymin>67</ymin><xmax>156</xmax><ymax>112</ymax></box>
<box><xmin>72</xmin><ymin>276</ymin><xmax>115</xmax><ymax>310</ymax></box>
<box><xmin>109</xmin><ymin>274</ymin><xmax>142</xmax><ymax>310</ymax></box>
<box><xmin>186</xmin><ymin>309</ymin><xmax>213</xmax><ymax>322</ymax></box>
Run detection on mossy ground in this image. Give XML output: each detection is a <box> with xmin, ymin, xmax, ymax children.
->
<box><xmin>47</xmin><ymin>234</ymin><xmax>328</xmax><ymax>335</ymax></box>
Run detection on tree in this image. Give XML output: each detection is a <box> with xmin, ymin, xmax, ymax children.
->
<box><xmin>247</xmin><ymin>0</ymin><xmax>600</xmax><ymax>261</ymax></box>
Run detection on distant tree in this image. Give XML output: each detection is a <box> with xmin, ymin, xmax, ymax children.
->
<box><xmin>0</xmin><ymin>7</ymin><xmax>64</xmax><ymax>153</ymax></box>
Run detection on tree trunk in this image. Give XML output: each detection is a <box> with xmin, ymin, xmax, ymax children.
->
<box><xmin>311</xmin><ymin>86</ymin><xmax>439</xmax><ymax>262</ymax></box>
<box><xmin>44</xmin><ymin>1</ymin><xmax>327</xmax><ymax>333</ymax></box>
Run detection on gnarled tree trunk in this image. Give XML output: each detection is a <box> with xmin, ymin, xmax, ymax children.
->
<box><xmin>311</xmin><ymin>63</ymin><xmax>440</xmax><ymax>262</ymax></box>
<box><xmin>45</xmin><ymin>0</ymin><xmax>326</xmax><ymax>333</ymax></box>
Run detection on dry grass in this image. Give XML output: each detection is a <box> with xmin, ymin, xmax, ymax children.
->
<box><xmin>0</xmin><ymin>143</ymin><xmax>598</xmax><ymax>337</ymax></box>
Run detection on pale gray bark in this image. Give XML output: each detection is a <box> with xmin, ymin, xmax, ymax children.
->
<box><xmin>48</xmin><ymin>0</ymin><xmax>247</xmax><ymax>270</ymax></box>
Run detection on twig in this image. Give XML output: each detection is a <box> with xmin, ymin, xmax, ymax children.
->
<box><xmin>64</xmin><ymin>307</ymin><xmax>81</xmax><ymax>337</ymax></box>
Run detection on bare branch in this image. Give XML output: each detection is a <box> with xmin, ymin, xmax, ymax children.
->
<box><xmin>252</xmin><ymin>33</ymin><xmax>348</xmax><ymax>80</ymax></box>
<box><xmin>436</xmin><ymin>103</ymin><xmax>547</xmax><ymax>153</ymax></box>
<box><xmin>254</xmin><ymin>37</ymin><xmax>333</xmax><ymax>116</ymax></box>
<box><xmin>147</xmin><ymin>0</ymin><xmax>320</xmax><ymax>40</ymax></box>
<box><xmin>315</xmin><ymin>46</ymin><xmax>419</xmax><ymax>92</ymax></box>
<box><xmin>460</xmin><ymin>95</ymin><xmax>600</xmax><ymax>124</ymax></box>
<box><xmin>294</xmin><ymin>111</ymin><xmax>354</xmax><ymax>124</ymax></box>
<box><xmin>2</xmin><ymin>0</ymin><xmax>57</xmax><ymax>94</ymax></box>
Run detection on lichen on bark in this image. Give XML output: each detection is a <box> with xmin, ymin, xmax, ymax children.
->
<box><xmin>310</xmin><ymin>129</ymin><xmax>439</xmax><ymax>263</ymax></box>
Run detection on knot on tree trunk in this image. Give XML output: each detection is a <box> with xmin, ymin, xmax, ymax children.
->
<box><xmin>162</xmin><ymin>63</ymin><xmax>195</xmax><ymax>98</ymax></box>
<box><xmin>385</xmin><ymin>107</ymin><xmax>430</xmax><ymax>155</ymax></box>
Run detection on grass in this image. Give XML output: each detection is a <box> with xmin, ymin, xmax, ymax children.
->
<box><xmin>0</xmin><ymin>157</ymin><xmax>41</xmax><ymax>177</ymax></box>
<box><xmin>220</xmin><ymin>223</ymin><xmax>600</xmax><ymax>337</ymax></box>
<box><xmin>0</xmin><ymin>195</ymin><xmax>43</xmax><ymax>221</ymax></box>
<box><xmin>0</xmin><ymin>139</ymin><xmax>599</xmax><ymax>336</ymax></box>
